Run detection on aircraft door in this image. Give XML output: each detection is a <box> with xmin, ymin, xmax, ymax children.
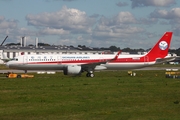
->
<box><xmin>23</xmin><ymin>56</ymin><xmax>28</xmax><ymax>64</ymax></box>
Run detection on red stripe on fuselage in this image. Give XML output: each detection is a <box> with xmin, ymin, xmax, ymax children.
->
<box><xmin>25</xmin><ymin>56</ymin><xmax>153</xmax><ymax>65</ymax></box>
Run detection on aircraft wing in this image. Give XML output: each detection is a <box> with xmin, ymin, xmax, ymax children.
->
<box><xmin>81</xmin><ymin>61</ymin><xmax>108</xmax><ymax>71</ymax></box>
<box><xmin>155</xmin><ymin>57</ymin><xmax>176</xmax><ymax>64</ymax></box>
<box><xmin>81</xmin><ymin>51</ymin><xmax>121</xmax><ymax>71</ymax></box>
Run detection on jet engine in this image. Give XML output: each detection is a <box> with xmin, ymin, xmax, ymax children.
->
<box><xmin>63</xmin><ymin>65</ymin><xmax>82</xmax><ymax>75</ymax></box>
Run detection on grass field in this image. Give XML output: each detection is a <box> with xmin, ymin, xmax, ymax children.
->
<box><xmin>0</xmin><ymin>70</ymin><xmax>180</xmax><ymax>120</ymax></box>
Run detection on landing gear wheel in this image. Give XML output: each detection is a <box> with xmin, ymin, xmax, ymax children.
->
<box><xmin>86</xmin><ymin>73</ymin><xmax>90</xmax><ymax>77</ymax></box>
<box><xmin>86</xmin><ymin>73</ymin><xmax>94</xmax><ymax>78</ymax></box>
<box><xmin>17</xmin><ymin>75</ymin><xmax>21</xmax><ymax>78</ymax></box>
<box><xmin>90</xmin><ymin>73</ymin><xmax>94</xmax><ymax>78</ymax></box>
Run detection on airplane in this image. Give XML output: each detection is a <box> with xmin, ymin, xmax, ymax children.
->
<box><xmin>6</xmin><ymin>32</ymin><xmax>173</xmax><ymax>77</ymax></box>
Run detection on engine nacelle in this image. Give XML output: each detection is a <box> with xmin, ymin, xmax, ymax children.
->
<box><xmin>63</xmin><ymin>65</ymin><xmax>82</xmax><ymax>75</ymax></box>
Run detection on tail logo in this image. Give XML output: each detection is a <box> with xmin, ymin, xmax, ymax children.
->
<box><xmin>159</xmin><ymin>41</ymin><xmax>168</xmax><ymax>50</ymax></box>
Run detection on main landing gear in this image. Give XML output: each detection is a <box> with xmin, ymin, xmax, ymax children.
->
<box><xmin>86</xmin><ymin>73</ymin><xmax>94</xmax><ymax>77</ymax></box>
<box><xmin>86</xmin><ymin>71</ymin><xmax>94</xmax><ymax>77</ymax></box>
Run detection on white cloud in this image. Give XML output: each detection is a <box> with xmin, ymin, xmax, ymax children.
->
<box><xmin>150</xmin><ymin>8</ymin><xmax>180</xmax><ymax>24</ymax></box>
<box><xmin>92</xmin><ymin>11</ymin><xmax>141</xmax><ymax>40</ymax></box>
<box><xmin>131</xmin><ymin>0</ymin><xmax>176</xmax><ymax>8</ymax></box>
<box><xmin>0</xmin><ymin>16</ymin><xmax>37</xmax><ymax>44</ymax></box>
<box><xmin>115</xmin><ymin>12</ymin><xmax>136</xmax><ymax>24</ymax></box>
<box><xmin>26</xmin><ymin>6</ymin><xmax>95</xmax><ymax>34</ymax></box>
<box><xmin>0</xmin><ymin>16</ymin><xmax>4</xmax><ymax>21</ymax></box>
<box><xmin>171</xmin><ymin>8</ymin><xmax>180</xmax><ymax>18</ymax></box>
<box><xmin>138</xmin><ymin>18</ymin><xmax>158</xmax><ymax>25</ymax></box>
<box><xmin>88</xmin><ymin>10</ymin><xmax>165</xmax><ymax>48</ymax></box>
<box><xmin>0</xmin><ymin>16</ymin><xmax>17</xmax><ymax>29</ymax></box>
<box><xmin>173</xmin><ymin>25</ymin><xmax>180</xmax><ymax>37</ymax></box>
<box><xmin>0</xmin><ymin>16</ymin><xmax>18</xmax><ymax>36</ymax></box>
<box><xmin>39</xmin><ymin>27</ymin><xmax>70</xmax><ymax>35</ymax></box>
<box><xmin>93</xmin><ymin>24</ymin><xmax>144</xmax><ymax>39</ymax></box>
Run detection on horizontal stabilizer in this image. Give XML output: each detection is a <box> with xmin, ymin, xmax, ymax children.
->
<box><xmin>155</xmin><ymin>57</ymin><xmax>176</xmax><ymax>64</ymax></box>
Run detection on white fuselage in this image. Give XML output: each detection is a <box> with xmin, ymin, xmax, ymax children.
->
<box><xmin>6</xmin><ymin>53</ymin><xmax>155</xmax><ymax>71</ymax></box>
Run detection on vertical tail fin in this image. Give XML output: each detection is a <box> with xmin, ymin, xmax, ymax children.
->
<box><xmin>145</xmin><ymin>32</ymin><xmax>173</xmax><ymax>60</ymax></box>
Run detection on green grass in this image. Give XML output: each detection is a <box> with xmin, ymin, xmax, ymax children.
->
<box><xmin>0</xmin><ymin>64</ymin><xmax>10</xmax><ymax>70</ymax></box>
<box><xmin>0</xmin><ymin>70</ymin><xmax>180</xmax><ymax>120</ymax></box>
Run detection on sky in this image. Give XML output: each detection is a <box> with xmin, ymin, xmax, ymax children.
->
<box><xmin>0</xmin><ymin>0</ymin><xmax>180</xmax><ymax>49</ymax></box>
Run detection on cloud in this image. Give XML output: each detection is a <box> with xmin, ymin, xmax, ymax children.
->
<box><xmin>150</xmin><ymin>8</ymin><xmax>180</xmax><ymax>19</ymax></box>
<box><xmin>92</xmin><ymin>12</ymin><xmax>143</xmax><ymax>41</ymax></box>
<box><xmin>116</xmin><ymin>2</ymin><xmax>128</xmax><ymax>7</ymax></box>
<box><xmin>131</xmin><ymin>0</ymin><xmax>176</xmax><ymax>8</ymax></box>
<box><xmin>26</xmin><ymin>6</ymin><xmax>95</xmax><ymax>34</ymax></box>
<box><xmin>115</xmin><ymin>12</ymin><xmax>136</xmax><ymax>24</ymax></box>
<box><xmin>0</xmin><ymin>16</ymin><xmax>38</xmax><ymax>44</ymax></box>
<box><xmin>93</xmin><ymin>25</ymin><xmax>144</xmax><ymax>39</ymax></box>
<box><xmin>149</xmin><ymin>7</ymin><xmax>180</xmax><ymax>39</ymax></box>
<box><xmin>0</xmin><ymin>16</ymin><xmax>17</xmax><ymax>29</ymax></box>
<box><xmin>173</xmin><ymin>26</ymin><xmax>180</xmax><ymax>36</ymax></box>
<box><xmin>97</xmin><ymin>12</ymin><xmax>136</xmax><ymax>27</ymax></box>
<box><xmin>39</xmin><ymin>27</ymin><xmax>70</xmax><ymax>35</ymax></box>
<box><xmin>137</xmin><ymin>18</ymin><xmax>158</xmax><ymax>25</ymax></box>
<box><xmin>150</xmin><ymin>8</ymin><xmax>180</xmax><ymax>24</ymax></box>
<box><xmin>0</xmin><ymin>16</ymin><xmax>18</xmax><ymax>35</ymax></box>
